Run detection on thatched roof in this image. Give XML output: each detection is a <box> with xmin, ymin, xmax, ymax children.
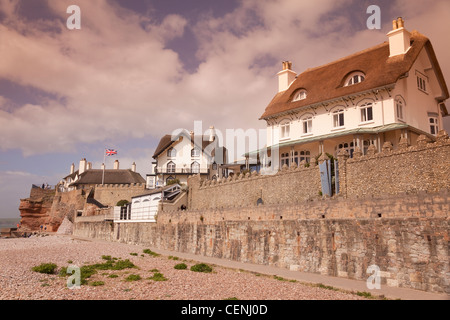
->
<box><xmin>260</xmin><ymin>31</ymin><xmax>449</xmax><ymax>120</ymax></box>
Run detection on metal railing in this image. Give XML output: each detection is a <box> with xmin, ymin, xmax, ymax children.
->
<box><xmin>154</xmin><ymin>167</ymin><xmax>209</xmax><ymax>174</ymax></box>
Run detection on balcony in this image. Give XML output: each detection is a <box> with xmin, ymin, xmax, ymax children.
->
<box><xmin>154</xmin><ymin>167</ymin><xmax>209</xmax><ymax>175</ymax></box>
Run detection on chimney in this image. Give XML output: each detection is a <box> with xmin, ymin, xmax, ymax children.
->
<box><xmin>277</xmin><ymin>61</ymin><xmax>297</xmax><ymax>92</ymax></box>
<box><xmin>79</xmin><ymin>158</ymin><xmax>87</xmax><ymax>174</ymax></box>
<box><xmin>101</xmin><ymin>163</ymin><xmax>105</xmax><ymax>170</ymax></box>
<box><xmin>70</xmin><ymin>163</ymin><xmax>75</xmax><ymax>174</ymax></box>
<box><xmin>387</xmin><ymin>17</ymin><xmax>411</xmax><ymax>57</ymax></box>
<box><xmin>114</xmin><ymin>159</ymin><xmax>119</xmax><ymax>170</ymax></box>
<box><xmin>131</xmin><ymin>162</ymin><xmax>136</xmax><ymax>172</ymax></box>
<box><xmin>87</xmin><ymin>162</ymin><xmax>92</xmax><ymax>170</ymax></box>
<box><xmin>209</xmin><ymin>126</ymin><xmax>215</xmax><ymax>142</ymax></box>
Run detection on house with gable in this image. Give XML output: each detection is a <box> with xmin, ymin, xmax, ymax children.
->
<box><xmin>152</xmin><ymin>126</ymin><xmax>227</xmax><ymax>187</ymax></box>
<box><xmin>257</xmin><ymin>17</ymin><xmax>448</xmax><ymax>169</ymax></box>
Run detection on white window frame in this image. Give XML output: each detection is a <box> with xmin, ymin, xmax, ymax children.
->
<box><xmin>396</xmin><ymin>99</ymin><xmax>404</xmax><ymax>121</ymax></box>
<box><xmin>191</xmin><ymin>161</ymin><xmax>200</xmax><ymax>174</ymax></box>
<box><xmin>301</xmin><ymin>116</ymin><xmax>313</xmax><ymax>135</ymax></box>
<box><xmin>292</xmin><ymin>89</ymin><xmax>307</xmax><ymax>102</ymax></box>
<box><xmin>428</xmin><ymin>113</ymin><xmax>439</xmax><ymax>136</ymax></box>
<box><xmin>299</xmin><ymin>150</ymin><xmax>310</xmax><ymax>163</ymax></box>
<box><xmin>360</xmin><ymin>103</ymin><xmax>374</xmax><ymax>123</ymax></box>
<box><xmin>281</xmin><ymin>152</ymin><xmax>290</xmax><ymax>167</ymax></box>
<box><xmin>191</xmin><ymin>147</ymin><xmax>200</xmax><ymax>158</ymax></box>
<box><xmin>280</xmin><ymin>120</ymin><xmax>291</xmax><ymax>140</ymax></box>
<box><xmin>416</xmin><ymin>71</ymin><xmax>428</xmax><ymax>93</ymax></box>
<box><xmin>345</xmin><ymin>72</ymin><xmax>365</xmax><ymax>87</ymax></box>
<box><xmin>167</xmin><ymin>161</ymin><xmax>176</xmax><ymax>173</ymax></box>
<box><xmin>167</xmin><ymin>147</ymin><xmax>176</xmax><ymax>158</ymax></box>
<box><xmin>332</xmin><ymin>109</ymin><xmax>345</xmax><ymax>128</ymax></box>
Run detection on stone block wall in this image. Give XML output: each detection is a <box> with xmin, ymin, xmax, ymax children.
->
<box><xmin>93</xmin><ymin>183</ymin><xmax>147</xmax><ymax>207</ymax></box>
<box><xmin>188</xmin><ymin>164</ymin><xmax>321</xmax><ymax>210</ymax></box>
<box><xmin>338</xmin><ymin>131</ymin><xmax>450</xmax><ymax>198</ymax></box>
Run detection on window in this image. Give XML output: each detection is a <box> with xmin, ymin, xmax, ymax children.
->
<box><xmin>167</xmin><ymin>161</ymin><xmax>176</xmax><ymax>173</ymax></box>
<box><xmin>335</xmin><ymin>142</ymin><xmax>355</xmax><ymax>158</ymax></box>
<box><xmin>396</xmin><ymin>99</ymin><xmax>404</xmax><ymax>120</ymax></box>
<box><xmin>191</xmin><ymin>161</ymin><xmax>200</xmax><ymax>174</ymax></box>
<box><xmin>428</xmin><ymin>113</ymin><xmax>439</xmax><ymax>135</ymax></box>
<box><xmin>417</xmin><ymin>74</ymin><xmax>427</xmax><ymax>92</ymax></box>
<box><xmin>281</xmin><ymin>152</ymin><xmax>290</xmax><ymax>167</ymax></box>
<box><xmin>167</xmin><ymin>147</ymin><xmax>176</xmax><ymax>158</ymax></box>
<box><xmin>292</xmin><ymin>151</ymin><xmax>299</xmax><ymax>165</ymax></box>
<box><xmin>293</xmin><ymin>89</ymin><xmax>307</xmax><ymax>102</ymax></box>
<box><xmin>212</xmin><ymin>162</ymin><xmax>217</xmax><ymax>170</ymax></box>
<box><xmin>345</xmin><ymin>72</ymin><xmax>365</xmax><ymax>86</ymax></box>
<box><xmin>300</xmin><ymin>150</ymin><xmax>310</xmax><ymax>163</ymax></box>
<box><xmin>280</xmin><ymin>121</ymin><xmax>290</xmax><ymax>139</ymax></box>
<box><xmin>360</xmin><ymin>103</ymin><xmax>373</xmax><ymax>122</ymax></box>
<box><xmin>302</xmin><ymin>116</ymin><xmax>313</xmax><ymax>134</ymax></box>
<box><xmin>191</xmin><ymin>148</ymin><xmax>200</xmax><ymax>157</ymax></box>
<box><xmin>363</xmin><ymin>140</ymin><xmax>371</xmax><ymax>155</ymax></box>
<box><xmin>333</xmin><ymin>109</ymin><xmax>345</xmax><ymax>128</ymax></box>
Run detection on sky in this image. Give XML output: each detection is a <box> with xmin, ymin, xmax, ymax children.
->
<box><xmin>0</xmin><ymin>0</ymin><xmax>449</xmax><ymax>218</ymax></box>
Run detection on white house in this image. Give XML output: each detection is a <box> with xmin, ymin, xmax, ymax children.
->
<box><xmin>152</xmin><ymin>126</ymin><xmax>227</xmax><ymax>186</ymax></box>
<box><xmin>258</xmin><ymin>17</ymin><xmax>448</xmax><ymax>168</ymax></box>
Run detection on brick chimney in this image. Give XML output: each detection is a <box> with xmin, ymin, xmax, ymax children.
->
<box><xmin>277</xmin><ymin>61</ymin><xmax>297</xmax><ymax>93</ymax></box>
<box><xmin>79</xmin><ymin>158</ymin><xmax>87</xmax><ymax>174</ymax></box>
<box><xmin>114</xmin><ymin>159</ymin><xmax>119</xmax><ymax>170</ymax></box>
<box><xmin>387</xmin><ymin>17</ymin><xmax>411</xmax><ymax>57</ymax></box>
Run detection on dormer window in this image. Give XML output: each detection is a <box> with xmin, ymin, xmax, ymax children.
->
<box><xmin>292</xmin><ymin>89</ymin><xmax>307</xmax><ymax>102</ymax></box>
<box><xmin>344</xmin><ymin>72</ymin><xmax>365</xmax><ymax>87</ymax></box>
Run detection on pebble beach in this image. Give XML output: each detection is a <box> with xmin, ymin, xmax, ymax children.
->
<box><xmin>0</xmin><ymin>235</ymin><xmax>366</xmax><ymax>300</ymax></box>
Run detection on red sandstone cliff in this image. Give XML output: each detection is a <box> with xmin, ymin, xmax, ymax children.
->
<box><xmin>19</xmin><ymin>187</ymin><xmax>59</xmax><ymax>232</ymax></box>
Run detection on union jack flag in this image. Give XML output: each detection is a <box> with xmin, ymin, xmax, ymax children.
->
<box><xmin>106</xmin><ymin>149</ymin><xmax>117</xmax><ymax>156</ymax></box>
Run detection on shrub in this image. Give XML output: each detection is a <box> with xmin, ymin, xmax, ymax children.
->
<box><xmin>102</xmin><ymin>255</ymin><xmax>112</xmax><ymax>261</ymax></box>
<box><xmin>130</xmin><ymin>252</ymin><xmax>138</xmax><ymax>256</ymax></box>
<box><xmin>167</xmin><ymin>179</ymin><xmax>180</xmax><ymax>186</ymax></box>
<box><xmin>90</xmin><ymin>281</ymin><xmax>105</xmax><ymax>286</ymax></box>
<box><xmin>148</xmin><ymin>272</ymin><xmax>167</xmax><ymax>281</ymax></box>
<box><xmin>174</xmin><ymin>263</ymin><xmax>187</xmax><ymax>270</ymax></box>
<box><xmin>116</xmin><ymin>200</ymin><xmax>129</xmax><ymax>207</ymax></box>
<box><xmin>108</xmin><ymin>274</ymin><xmax>119</xmax><ymax>278</ymax></box>
<box><xmin>111</xmin><ymin>259</ymin><xmax>136</xmax><ymax>270</ymax></box>
<box><xmin>143</xmin><ymin>249</ymin><xmax>160</xmax><ymax>257</ymax></box>
<box><xmin>190</xmin><ymin>263</ymin><xmax>212</xmax><ymax>273</ymax></box>
<box><xmin>32</xmin><ymin>263</ymin><xmax>57</xmax><ymax>274</ymax></box>
<box><xmin>125</xmin><ymin>274</ymin><xmax>141</xmax><ymax>282</ymax></box>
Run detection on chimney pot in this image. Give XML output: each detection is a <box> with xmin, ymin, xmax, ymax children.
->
<box><xmin>277</xmin><ymin>61</ymin><xmax>296</xmax><ymax>92</ymax></box>
<box><xmin>114</xmin><ymin>159</ymin><xmax>119</xmax><ymax>170</ymax></box>
<box><xmin>392</xmin><ymin>19</ymin><xmax>398</xmax><ymax>30</ymax></box>
<box><xmin>397</xmin><ymin>17</ymin><xmax>404</xmax><ymax>28</ymax></box>
<box><xmin>131</xmin><ymin>162</ymin><xmax>136</xmax><ymax>172</ymax></box>
<box><xmin>70</xmin><ymin>163</ymin><xmax>75</xmax><ymax>174</ymax></box>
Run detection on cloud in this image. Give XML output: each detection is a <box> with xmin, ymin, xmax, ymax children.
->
<box><xmin>0</xmin><ymin>0</ymin><xmax>449</xmax><ymax>158</ymax></box>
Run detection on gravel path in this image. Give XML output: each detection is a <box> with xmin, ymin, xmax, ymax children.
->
<box><xmin>0</xmin><ymin>235</ymin><xmax>366</xmax><ymax>300</ymax></box>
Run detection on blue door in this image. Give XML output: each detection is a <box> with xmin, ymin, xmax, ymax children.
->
<box><xmin>319</xmin><ymin>160</ymin><xmax>332</xmax><ymax>196</ymax></box>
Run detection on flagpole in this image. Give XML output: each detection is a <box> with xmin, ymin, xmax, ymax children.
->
<box><xmin>102</xmin><ymin>148</ymin><xmax>106</xmax><ymax>186</ymax></box>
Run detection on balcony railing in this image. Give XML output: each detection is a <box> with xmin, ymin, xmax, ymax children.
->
<box><xmin>154</xmin><ymin>167</ymin><xmax>209</xmax><ymax>175</ymax></box>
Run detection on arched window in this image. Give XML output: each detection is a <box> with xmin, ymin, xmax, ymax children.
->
<box><xmin>345</xmin><ymin>72</ymin><xmax>365</xmax><ymax>86</ymax></box>
<box><xmin>333</xmin><ymin>109</ymin><xmax>345</xmax><ymax>128</ymax></box>
<box><xmin>281</xmin><ymin>152</ymin><xmax>289</xmax><ymax>167</ymax></box>
<box><xmin>292</xmin><ymin>151</ymin><xmax>299</xmax><ymax>165</ymax></box>
<box><xmin>360</xmin><ymin>102</ymin><xmax>373</xmax><ymax>122</ymax></box>
<box><xmin>292</xmin><ymin>89</ymin><xmax>307</xmax><ymax>102</ymax></box>
<box><xmin>191</xmin><ymin>161</ymin><xmax>200</xmax><ymax>174</ymax></box>
<box><xmin>191</xmin><ymin>147</ymin><xmax>200</xmax><ymax>157</ymax></box>
<box><xmin>167</xmin><ymin>147</ymin><xmax>176</xmax><ymax>158</ymax></box>
<box><xmin>167</xmin><ymin>161</ymin><xmax>176</xmax><ymax>173</ymax></box>
<box><xmin>335</xmin><ymin>142</ymin><xmax>355</xmax><ymax>158</ymax></box>
<box><xmin>280</xmin><ymin>120</ymin><xmax>290</xmax><ymax>139</ymax></box>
